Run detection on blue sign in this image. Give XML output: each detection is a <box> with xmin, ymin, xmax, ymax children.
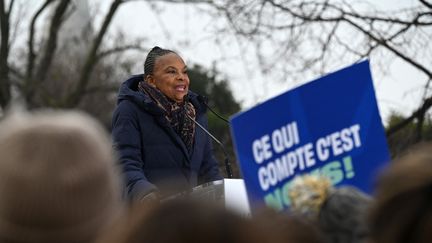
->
<box><xmin>230</xmin><ymin>60</ymin><xmax>390</xmax><ymax>211</ymax></box>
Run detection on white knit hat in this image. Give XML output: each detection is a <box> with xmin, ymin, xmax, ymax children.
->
<box><xmin>0</xmin><ymin>110</ymin><xmax>123</xmax><ymax>243</ymax></box>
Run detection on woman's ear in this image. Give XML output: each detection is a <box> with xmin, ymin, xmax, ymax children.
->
<box><xmin>145</xmin><ymin>75</ymin><xmax>157</xmax><ymax>88</ymax></box>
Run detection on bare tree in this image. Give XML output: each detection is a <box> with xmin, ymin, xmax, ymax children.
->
<box><xmin>0</xmin><ymin>0</ymin><xmax>148</xmax><ymax>113</ymax></box>
<box><xmin>0</xmin><ymin>0</ymin><xmax>15</xmax><ymax>108</ymax></box>
<box><xmin>24</xmin><ymin>0</ymin><xmax>70</xmax><ymax>106</ymax></box>
<box><xmin>64</xmin><ymin>0</ymin><xmax>127</xmax><ymax>108</ymax></box>
<box><xmin>206</xmin><ymin>0</ymin><xmax>432</xmax><ymax>141</ymax></box>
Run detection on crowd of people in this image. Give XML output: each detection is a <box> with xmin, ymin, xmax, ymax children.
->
<box><xmin>0</xmin><ymin>46</ymin><xmax>430</xmax><ymax>243</ymax></box>
<box><xmin>0</xmin><ymin>105</ymin><xmax>431</xmax><ymax>243</ymax></box>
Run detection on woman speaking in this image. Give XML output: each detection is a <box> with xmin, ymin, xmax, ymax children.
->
<box><xmin>112</xmin><ymin>46</ymin><xmax>223</xmax><ymax>201</ymax></box>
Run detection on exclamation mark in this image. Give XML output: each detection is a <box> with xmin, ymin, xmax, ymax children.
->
<box><xmin>343</xmin><ymin>156</ymin><xmax>355</xmax><ymax>179</ymax></box>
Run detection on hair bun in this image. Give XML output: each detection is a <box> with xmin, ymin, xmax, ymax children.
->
<box><xmin>151</xmin><ymin>46</ymin><xmax>162</xmax><ymax>51</ymax></box>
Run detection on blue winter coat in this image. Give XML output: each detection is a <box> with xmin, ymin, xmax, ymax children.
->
<box><xmin>112</xmin><ymin>75</ymin><xmax>223</xmax><ymax>201</ymax></box>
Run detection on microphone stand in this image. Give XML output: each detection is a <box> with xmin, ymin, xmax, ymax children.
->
<box><xmin>186</xmin><ymin>114</ymin><xmax>233</xmax><ymax>178</ymax></box>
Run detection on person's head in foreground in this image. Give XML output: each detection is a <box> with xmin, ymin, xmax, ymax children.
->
<box><xmin>0</xmin><ymin>110</ymin><xmax>123</xmax><ymax>243</ymax></box>
<box><xmin>253</xmin><ymin>208</ymin><xmax>326</xmax><ymax>243</ymax></box>
<box><xmin>96</xmin><ymin>199</ymin><xmax>281</xmax><ymax>243</ymax></box>
<box><xmin>369</xmin><ymin>143</ymin><xmax>432</xmax><ymax>243</ymax></box>
<box><xmin>288</xmin><ymin>175</ymin><xmax>372</xmax><ymax>243</ymax></box>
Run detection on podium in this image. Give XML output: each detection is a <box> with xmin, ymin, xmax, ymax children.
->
<box><xmin>164</xmin><ymin>179</ymin><xmax>251</xmax><ymax>216</ymax></box>
<box><xmin>191</xmin><ymin>179</ymin><xmax>251</xmax><ymax>216</ymax></box>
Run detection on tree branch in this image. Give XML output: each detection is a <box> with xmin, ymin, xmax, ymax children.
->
<box><xmin>6</xmin><ymin>0</ymin><xmax>13</xmax><ymax>14</ymax></box>
<box><xmin>387</xmin><ymin>96</ymin><xmax>432</xmax><ymax>136</ymax></box>
<box><xmin>344</xmin><ymin>10</ymin><xmax>432</xmax><ymax>26</ymax></box>
<box><xmin>212</xmin><ymin>0</ymin><xmax>432</xmax><ymax>137</ymax></box>
<box><xmin>419</xmin><ymin>0</ymin><xmax>432</xmax><ymax>9</ymax></box>
<box><xmin>133</xmin><ymin>0</ymin><xmax>212</xmax><ymax>3</ymax></box>
<box><xmin>266</xmin><ymin>0</ymin><xmax>432</xmax><ymax>80</ymax></box>
<box><xmin>25</xmin><ymin>0</ymin><xmax>54</xmax><ymax>82</ymax></box>
<box><xmin>28</xmin><ymin>0</ymin><xmax>70</xmax><ymax>105</ymax></box>
<box><xmin>84</xmin><ymin>84</ymin><xmax>119</xmax><ymax>95</ymax></box>
<box><xmin>96</xmin><ymin>44</ymin><xmax>147</xmax><ymax>60</ymax></box>
<box><xmin>0</xmin><ymin>0</ymin><xmax>11</xmax><ymax>108</ymax></box>
<box><xmin>342</xmin><ymin>17</ymin><xmax>432</xmax><ymax>79</ymax></box>
<box><xmin>7</xmin><ymin>0</ymin><xmax>24</xmax><ymax>50</ymax></box>
<box><xmin>65</xmin><ymin>0</ymin><xmax>125</xmax><ymax>108</ymax></box>
<box><xmin>266</xmin><ymin>0</ymin><xmax>344</xmax><ymax>22</ymax></box>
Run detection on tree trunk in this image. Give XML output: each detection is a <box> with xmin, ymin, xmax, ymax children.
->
<box><xmin>0</xmin><ymin>0</ymin><xmax>11</xmax><ymax>109</ymax></box>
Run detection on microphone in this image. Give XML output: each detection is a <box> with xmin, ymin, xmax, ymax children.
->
<box><xmin>186</xmin><ymin>113</ymin><xmax>234</xmax><ymax>179</ymax></box>
<box><xmin>197</xmin><ymin>95</ymin><xmax>230</xmax><ymax>124</ymax></box>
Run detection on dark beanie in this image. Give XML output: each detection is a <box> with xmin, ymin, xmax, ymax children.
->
<box><xmin>0</xmin><ymin>111</ymin><xmax>123</xmax><ymax>243</ymax></box>
<box><xmin>318</xmin><ymin>187</ymin><xmax>372</xmax><ymax>243</ymax></box>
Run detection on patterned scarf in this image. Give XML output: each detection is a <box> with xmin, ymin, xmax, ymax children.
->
<box><xmin>138</xmin><ymin>81</ymin><xmax>196</xmax><ymax>153</ymax></box>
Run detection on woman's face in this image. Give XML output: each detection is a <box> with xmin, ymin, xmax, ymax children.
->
<box><xmin>147</xmin><ymin>53</ymin><xmax>189</xmax><ymax>103</ymax></box>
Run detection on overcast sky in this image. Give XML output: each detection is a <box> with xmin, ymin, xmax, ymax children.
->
<box><xmin>16</xmin><ymin>0</ymin><xmax>431</xmax><ymax>124</ymax></box>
